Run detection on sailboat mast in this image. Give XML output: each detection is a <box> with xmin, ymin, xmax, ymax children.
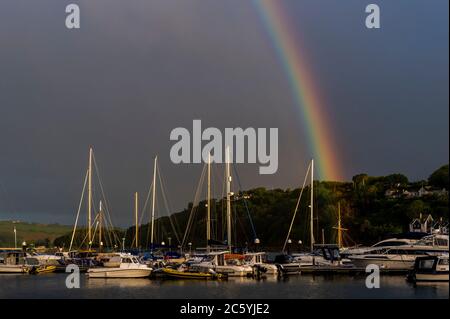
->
<box><xmin>99</xmin><ymin>201</ymin><xmax>102</xmax><ymax>252</ymax></box>
<box><xmin>150</xmin><ymin>156</ymin><xmax>157</xmax><ymax>249</ymax></box>
<box><xmin>338</xmin><ymin>202</ymin><xmax>342</xmax><ymax>249</ymax></box>
<box><xmin>135</xmin><ymin>192</ymin><xmax>139</xmax><ymax>249</ymax></box>
<box><xmin>310</xmin><ymin>159</ymin><xmax>314</xmax><ymax>252</ymax></box>
<box><xmin>207</xmin><ymin>152</ymin><xmax>211</xmax><ymax>253</ymax></box>
<box><xmin>88</xmin><ymin>147</ymin><xmax>93</xmax><ymax>246</ymax></box>
<box><xmin>226</xmin><ymin>146</ymin><xmax>232</xmax><ymax>252</ymax></box>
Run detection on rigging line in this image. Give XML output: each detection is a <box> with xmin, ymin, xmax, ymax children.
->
<box><xmin>69</xmin><ymin>169</ymin><xmax>89</xmax><ymax>252</ymax></box>
<box><xmin>92</xmin><ymin>153</ymin><xmax>120</xmax><ymax>246</ymax></box>
<box><xmin>181</xmin><ymin>163</ymin><xmax>207</xmax><ymax>248</ymax></box>
<box><xmin>182</xmin><ymin>164</ymin><xmax>206</xmax><ymax>247</ymax></box>
<box><xmin>232</xmin><ymin>163</ymin><xmax>257</xmax><ymax>240</ymax></box>
<box><xmin>88</xmin><ymin>214</ymin><xmax>100</xmax><ymax>250</ymax></box>
<box><xmin>131</xmin><ymin>185</ymin><xmax>152</xmax><ymax>250</ymax></box>
<box><xmin>282</xmin><ymin>162</ymin><xmax>311</xmax><ymax>252</ymax></box>
<box><xmin>156</xmin><ymin>164</ymin><xmax>181</xmax><ymax>244</ymax></box>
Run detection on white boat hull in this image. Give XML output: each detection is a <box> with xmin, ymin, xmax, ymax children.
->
<box><xmin>192</xmin><ymin>263</ymin><xmax>253</xmax><ymax>277</ymax></box>
<box><xmin>415</xmin><ymin>273</ymin><xmax>449</xmax><ymax>282</ymax></box>
<box><xmin>0</xmin><ymin>265</ymin><xmax>28</xmax><ymax>273</ymax></box>
<box><xmin>349</xmin><ymin>257</ymin><xmax>415</xmax><ymax>270</ymax></box>
<box><xmin>88</xmin><ymin>268</ymin><xmax>152</xmax><ymax>278</ymax></box>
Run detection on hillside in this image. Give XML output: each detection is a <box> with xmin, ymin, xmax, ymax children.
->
<box><xmin>0</xmin><ymin>221</ymin><xmax>72</xmax><ymax>248</ymax></box>
<box><xmin>55</xmin><ymin>164</ymin><xmax>449</xmax><ymax>251</ymax></box>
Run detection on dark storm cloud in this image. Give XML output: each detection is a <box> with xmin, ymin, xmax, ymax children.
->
<box><xmin>0</xmin><ymin>0</ymin><xmax>448</xmax><ymax>225</ymax></box>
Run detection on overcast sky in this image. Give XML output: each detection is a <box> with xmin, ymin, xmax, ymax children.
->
<box><xmin>0</xmin><ymin>0</ymin><xmax>448</xmax><ymax>226</ymax></box>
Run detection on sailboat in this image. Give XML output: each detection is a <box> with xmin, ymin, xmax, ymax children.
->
<box><xmin>291</xmin><ymin>202</ymin><xmax>353</xmax><ymax>268</ymax></box>
<box><xmin>187</xmin><ymin>149</ymin><xmax>252</xmax><ymax>277</ymax></box>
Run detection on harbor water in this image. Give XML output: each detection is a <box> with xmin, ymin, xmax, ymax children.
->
<box><xmin>0</xmin><ymin>273</ymin><xmax>448</xmax><ymax>299</ymax></box>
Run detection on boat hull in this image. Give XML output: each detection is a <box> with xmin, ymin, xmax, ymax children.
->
<box><xmin>88</xmin><ymin>268</ymin><xmax>152</xmax><ymax>278</ymax></box>
<box><xmin>415</xmin><ymin>272</ymin><xmax>449</xmax><ymax>282</ymax></box>
<box><xmin>162</xmin><ymin>268</ymin><xmax>224</xmax><ymax>280</ymax></box>
<box><xmin>0</xmin><ymin>265</ymin><xmax>28</xmax><ymax>273</ymax></box>
<box><xmin>349</xmin><ymin>257</ymin><xmax>415</xmax><ymax>270</ymax></box>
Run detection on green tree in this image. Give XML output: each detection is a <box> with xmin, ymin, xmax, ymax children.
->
<box><xmin>428</xmin><ymin>164</ymin><xmax>449</xmax><ymax>189</ymax></box>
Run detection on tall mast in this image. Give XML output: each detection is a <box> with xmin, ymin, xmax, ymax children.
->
<box><xmin>135</xmin><ymin>192</ymin><xmax>139</xmax><ymax>249</ymax></box>
<box><xmin>226</xmin><ymin>146</ymin><xmax>232</xmax><ymax>252</ymax></box>
<box><xmin>337</xmin><ymin>202</ymin><xmax>342</xmax><ymax>249</ymax></box>
<box><xmin>333</xmin><ymin>202</ymin><xmax>347</xmax><ymax>249</ymax></box>
<box><xmin>88</xmin><ymin>147</ymin><xmax>93</xmax><ymax>246</ymax></box>
<box><xmin>207</xmin><ymin>152</ymin><xmax>211</xmax><ymax>253</ymax></box>
<box><xmin>310</xmin><ymin>159</ymin><xmax>314</xmax><ymax>252</ymax></box>
<box><xmin>150</xmin><ymin>156</ymin><xmax>157</xmax><ymax>249</ymax></box>
<box><xmin>99</xmin><ymin>201</ymin><xmax>102</xmax><ymax>252</ymax></box>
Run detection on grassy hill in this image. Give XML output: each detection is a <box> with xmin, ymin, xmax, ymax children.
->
<box><xmin>0</xmin><ymin>221</ymin><xmax>72</xmax><ymax>248</ymax></box>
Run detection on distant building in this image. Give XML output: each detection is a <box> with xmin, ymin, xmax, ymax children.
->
<box><xmin>409</xmin><ymin>214</ymin><xmax>434</xmax><ymax>233</ymax></box>
<box><xmin>385</xmin><ymin>186</ymin><xmax>449</xmax><ymax>199</ymax></box>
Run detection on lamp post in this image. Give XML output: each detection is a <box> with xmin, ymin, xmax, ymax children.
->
<box><xmin>168</xmin><ymin>237</ymin><xmax>172</xmax><ymax>250</ymax></box>
<box><xmin>14</xmin><ymin>227</ymin><xmax>17</xmax><ymax>249</ymax></box>
<box><xmin>287</xmin><ymin>239</ymin><xmax>292</xmax><ymax>255</ymax></box>
<box><xmin>254</xmin><ymin>238</ymin><xmax>260</xmax><ymax>252</ymax></box>
<box><xmin>122</xmin><ymin>237</ymin><xmax>126</xmax><ymax>251</ymax></box>
<box><xmin>188</xmin><ymin>242</ymin><xmax>192</xmax><ymax>256</ymax></box>
<box><xmin>298</xmin><ymin>240</ymin><xmax>302</xmax><ymax>253</ymax></box>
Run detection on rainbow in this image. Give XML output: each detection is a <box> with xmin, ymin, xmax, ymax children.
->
<box><xmin>253</xmin><ymin>0</ymin><xmax>343</xmax><ymax>181</ymax></box>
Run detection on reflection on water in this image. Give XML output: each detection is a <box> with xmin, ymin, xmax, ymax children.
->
<box><xmin>86</xmin><ymin>277</ymin><xmax>155</xmax><ymax>289</ymax></box>
<box><xmin>0</xmin><ymin>273</ymin><xmax>448</xmax><ymax>299</ymax></box>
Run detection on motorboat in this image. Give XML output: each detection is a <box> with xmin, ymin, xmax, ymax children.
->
<box><xmin>189</xmin><ymin>251</ymin><xmax>253</xmax><ymax>277</ymax></box>
<box><xmin>340</xmin><ymin>238</ymin><xmax>418</xmax><ymax>258</ymax></box>
<box><xmin>407</xmin><ymin>255</ymin><xmax>449</xmax><ymax>282</ymax></box>
<box><xmin>0</xmin><ymin>251</ymin><xmax>31</xmax><ymax>273</ymax></box>
<box><xmin>348</xmin><ymin>235</ymin><xmax>449</xmax><ymax>271</ymax></box>
<box><xmin>273</xmin><ymin>254</ymin><xmax>301</xmax><ymax>275</ymax></box>
<box><xmin>244</xmin><ymin>252</ymin><xmax>278</xmax><ymax>275</ymax></box>
<box><xmin>87</xmin><ymin>254</ymin><xmax>152</xmax><ymax>278</ymax></box>
<box><xmin>161</xmin><ymin>265</ymin><xmax>226</xmax><ymax>280</ymax></box>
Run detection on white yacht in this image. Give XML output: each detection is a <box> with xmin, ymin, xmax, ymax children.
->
<box><xmin>348</xmin><ymin>234</ymin><xmax>449</xmax><ymax>271</ymax></box>
<box><xmin>244</xmin><ymin>252</ymin><xmax>278</xmax><ymax>275</ymax></box>
<box><xmin>189</xmin><ymin>251</ymin><xmax>253</xmax><ymax>277</ymax></box>
<box><xmin>87</xmin><ymin>254</ymin><xmax>152</xmax><ymax>278</ymax></box>
<box><xmin>340</xmin><ymin>238</ymin><xmax>418</xmax><ymax>258</ymax></box>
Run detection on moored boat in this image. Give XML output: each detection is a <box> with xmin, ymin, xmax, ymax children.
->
<box><xmin>407</xmin><ymin>255</ymin><xmax>449</xmax><ymax>283</ymax></box>
<box><xmin>348</xmin><ymin>234</ymin><xmax>449</xmax><ymax>271</ymax></box>
<box><xmin>161</xmin><ymin>266</ymin><xmax>226</xmax><ymax>280</ymax></box>
<box><xmin>189</xmin><ymin>251</ymin><xmax>253</xmax><ymax>277</ymax></box>
<box><xmin>87</xmin><ymin>254</ymin><xmax>152</xmax><ymax>278</ymax></box>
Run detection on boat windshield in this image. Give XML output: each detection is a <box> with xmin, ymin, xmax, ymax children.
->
<box><xmin>25</xmin><ymin>257</ymin><xmax>40</xmax><ymax>266</ymax></box>
<box><xmin>438</xmin><ymin>258</ymin><xmax>449</xmax><ymax>266</ymax></box>
<box><xmin>226</xmin><ymin>259</ymin><xmax>244</xmax><ymax>266</ymax></box>
<box><xmin>417</xmin><ymin>259</ymin><xmax>435</xmax><ymax>270</ymax></box>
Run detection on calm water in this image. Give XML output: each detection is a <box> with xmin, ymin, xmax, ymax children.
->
<box><xmin>0</xmin><ymin>273</ymin><xmax>448</xmax><ymax>299</ymax></box>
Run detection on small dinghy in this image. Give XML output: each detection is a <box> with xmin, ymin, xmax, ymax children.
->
<box><xmin>29</xmin><ymin>265</ymin><xmax>57</xmax><ymax>275</ymax></box>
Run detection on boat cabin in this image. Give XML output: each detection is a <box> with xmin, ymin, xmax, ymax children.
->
<box><xmin>244</xmin><ymin>252</ymin><xmax>267</xmax><ymax>264</ymax></box>
<box><xmin>201</xmin><ymin>251</ymin><xmax>230</xmax><ymax>266</ymax></box>
<box><xmin>0</xmin><ymin>251</ymin><xmax>27</xmax><ymax>265</ymax></box>
<box><xmin>312</xmin><ymin>244</ymin><xmax>342</xmax><ymax>262</ymax></box>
